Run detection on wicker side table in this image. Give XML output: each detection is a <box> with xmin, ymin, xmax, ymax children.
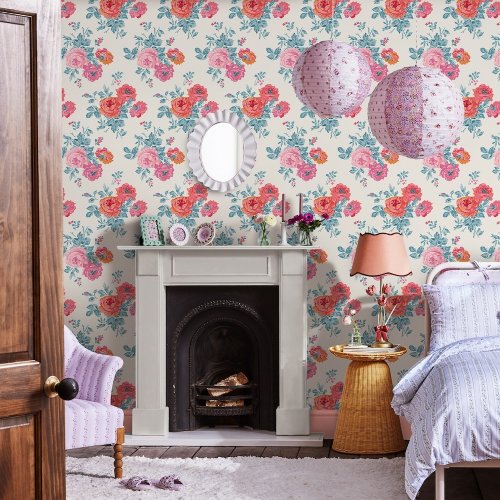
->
<box><xmin>329</xmin><ymin>345</ymin><xmax>407</xmax><ymax>454</ymax></box>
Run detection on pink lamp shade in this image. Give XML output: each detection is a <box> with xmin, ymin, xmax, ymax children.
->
<box><xmin>292</xmin><ymin>40</ymin><xmax>371</xmax><ymax>118</ymax></box>
<box><xmin>350</xmin><ymin>232</ymin><xmax>412</xmax><ymax>277</ymax></box>
<box><xmin>368</xmin><ymin>66</ymin><xmax>464</xmax><ymax>159</ymax></box>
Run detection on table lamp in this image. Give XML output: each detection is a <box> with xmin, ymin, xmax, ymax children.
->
<box><xmin>350</xmin><ymin>232</ymin><xmax>412</xmax><ymax>348</ymax></box>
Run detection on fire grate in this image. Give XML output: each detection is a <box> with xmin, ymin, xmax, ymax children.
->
<box><xmin>190</xmin><ymin>383</ymin><xmax>257</xmax><ymax>417</ymax></box>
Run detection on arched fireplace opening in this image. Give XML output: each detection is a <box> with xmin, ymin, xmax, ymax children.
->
<box><xmin>166</xmin><ymin>286</ymin><xmax>279</xmax><ymax>432</ymax></box>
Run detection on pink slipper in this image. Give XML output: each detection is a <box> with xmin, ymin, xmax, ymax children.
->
<box><xmin>153</xmin><ymin>475</ymin><xmax>183</xmax><ymax>491</ymax></box>
<box><xmin>120</xmin><ymin>476</ymin><xmax>153</xmax><ymax>491</ymax></box>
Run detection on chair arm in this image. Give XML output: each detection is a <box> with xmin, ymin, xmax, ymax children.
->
<box><xmin>65</xmin><ymin>344</ymin><xmax>123</xmax><ymax>405</ymax></box>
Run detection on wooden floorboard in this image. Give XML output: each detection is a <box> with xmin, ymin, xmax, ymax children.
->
<box><xmin>194</xmin><ymin>446</ymin><xmax>235</xmax><ymax>458</ymax></box>
<box><xmin>229</xmin><ymin>446</ymin><xmax>265</xmax><ymax>457</ymax></box>
<box><xmin>418</xmin><ymin>468</ymin><xmax>483</xmax><ymax>500</ymax></box>
<box><xmin>97</xmin><ymin>445</ymin><xmax>138</xmax><ymax>457</ymax></box>
<box><xmin>297</xmin><ymin>446</ymin><xmax>330</xmax><ymax>458</ymax></box>
<box><xmin>66</xmin><ymin>446</ymin><xmax>105</xmax><ymax>458</ymax></box>
<box><xmin>131</xmin><ymin>447</ymin><xmax>169</xmax><ymax>459</ymax></box>
<box><xmin>160</xmin><ymin>446</ymin><xmax>200</xmax><ymax>459</ymax></box>
<box><xmin>261</xmin><ymin>447</ymin><xmax>299</xmax><ymax>458</ymax></box>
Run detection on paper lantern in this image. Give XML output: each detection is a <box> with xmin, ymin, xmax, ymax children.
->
<box><xmin>368</xmin><ymin>66</ymin><xmax>464</xmax><ymax>159</ymax></box>
<box><xmin>292</xmin><ymin>40</ymin><xmax>371</xmax><ymax>118</ymax></box>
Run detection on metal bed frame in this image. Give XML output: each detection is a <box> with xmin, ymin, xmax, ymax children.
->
<box><xmin>424</xmin><ymin>261</ymin><xmax>500</xmax><ymax>500</ymax></box>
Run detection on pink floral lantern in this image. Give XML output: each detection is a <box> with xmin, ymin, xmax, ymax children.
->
<box><xmin>368</xmin><ymin>66</ymin><xmax>464</xmax><ymax>159</ymax></box>
<box><xmin>291</xmin><ymin>40</ymin><xmax>371</xmax><ymax>118</ymax></box>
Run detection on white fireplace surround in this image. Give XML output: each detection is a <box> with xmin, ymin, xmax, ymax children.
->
<box><xmin>118</xmin><ymin>245</ymin><xmax>320</xmax><ymax>444</ymax></box>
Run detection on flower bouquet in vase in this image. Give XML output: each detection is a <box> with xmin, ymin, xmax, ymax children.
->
<box><xmin>365</xmin><ymin>282</ymin><xmax>398</xmax><ymax>348</ymax></box>
<box><xmin>287</xmin><ymin>212</ymin><xmax>329</xmax><ymax>246</ymax></box>
<box><xmin>342</xmin><ymin>309</ymin><xmax>366</xmax><ymax>347</ymax></box>
<box><xmin>253</xmin><ymin>213</ymin><xmax>277</xmax><ymax>246</ymax></box>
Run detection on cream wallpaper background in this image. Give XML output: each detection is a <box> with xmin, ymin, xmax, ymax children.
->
<box><xmin>61</xmin><ymin>0</ymin><xmax>500</xmax><ymax>410</ymax></box>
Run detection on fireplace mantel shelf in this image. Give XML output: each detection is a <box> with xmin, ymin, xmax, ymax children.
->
<box><xmin>118</xmin><ymin>245</ymin><xmax>318</xmax><ymax>251</ymax></box>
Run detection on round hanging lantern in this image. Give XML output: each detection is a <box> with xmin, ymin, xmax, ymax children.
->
<box><xmin>368</xmin><ymin>66</ymin><xmax>464</xmax><ymax>159</ymax></box>
<box><xmin>292</xmin><ymin>40</ymin><xmax>371</xmax><ymax>118</ymax></box>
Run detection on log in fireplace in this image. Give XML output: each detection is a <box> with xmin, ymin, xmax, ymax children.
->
<box><xmin>166</xmin><ymin>286</ymin><xmax>279</xmax><ymax>431</ymax></box>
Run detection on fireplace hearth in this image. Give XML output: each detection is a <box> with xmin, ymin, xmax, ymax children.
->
<box><xmin>166</xmin><ymin>286</ymin><xmax>279</xmax><ymax>431</ymax></box>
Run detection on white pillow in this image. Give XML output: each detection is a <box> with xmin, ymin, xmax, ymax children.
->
<box><xmin>423</xmin><ymin>283</ymin><xmax>500</xmax><ymax>352</ymax></box>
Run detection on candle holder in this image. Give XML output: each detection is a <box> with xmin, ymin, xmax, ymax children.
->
<box><xmin>279</xmin><ymin>222</ymin><xmax>289</xmax><ymax>246</ymax></box>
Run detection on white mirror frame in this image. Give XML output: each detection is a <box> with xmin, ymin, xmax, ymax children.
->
<box><xmin>187</xmin><ymin>110</ymin><xmax>257</xmax><ymax>193</ymax></box>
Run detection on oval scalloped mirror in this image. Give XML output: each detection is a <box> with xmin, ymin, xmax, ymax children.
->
<box><xmin>187</xmin><ymin>110</ymin><xmax>257</xmax><ymax>192</ymax></box>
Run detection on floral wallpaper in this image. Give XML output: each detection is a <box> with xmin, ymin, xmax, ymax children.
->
<box><xmin>62</xmin><ymin>0</ymin><xmax>500</xmax><ymax>412</ymax></box>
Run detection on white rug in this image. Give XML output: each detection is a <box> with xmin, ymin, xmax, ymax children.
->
<box><xmin>67</xmin><ymin>455</ymin><xmax>407</xmax><ymax>499</ymax></box>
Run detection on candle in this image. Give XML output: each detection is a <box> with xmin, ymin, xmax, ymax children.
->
<box><xmin>299</xmin><ymin>193</ymin><xmax>303</xmax><ymax>214</ymax></box>
<box><xmin>281</xmin><ymin>194</ymin><xmax>285</xmax><ymax>221</ymax></box>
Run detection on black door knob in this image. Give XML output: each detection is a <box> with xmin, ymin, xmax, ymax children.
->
<box><xmin>44</xmin><ymin>376</ymin><xmax>79</xmax><ymax>400</ymax></box>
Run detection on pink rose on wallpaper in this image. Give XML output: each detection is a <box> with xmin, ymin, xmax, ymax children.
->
<box><xmin>61</xmin><ymin>2</ymin><xmax>76</xmax><ymax>18</ymax></box>
<box><xmin>225</xmin><ymin>63</ymin><xmax>245</xmax><ymax>82</ymax></box>
<box><xmin>279</xmin><ymin>48</ymin><xmax>300</xmax><ymax>69</ymax></box>
<box><xmin>63</xmin><ymin>200</ymin><xmax>76</xmax><ymax>217</ymax></box>
<box><xmin>154</xmin><ymin>63</ymin><xmax>174</xmax><ymax>82</ymax></box>
<box><xmin>441</xmin><ymin>63</ymin><xmax>459</xmax><ymax>80</ymax></box>
<box><xmin>154</xmin><ymin>162</ymin><xmax>174</xmax><ymax>181</ymax></box>
<box><xmin>82</xmin><ymin>262</ymin><xmax>102</xmax><ymax>281</ymax></box>
<box><xmin>65</xmin><ymin>47</ymin><xmax>88</xmax><ymax>68</ymax></box>
<box><xmin>487</xmin><ymin>2</ymin><xmax>500</xmax><ymax>18</ymax></box>
<box><xmin>129</xmin><ymin>1</ymin><xmax>147</xmax><ymax>18</ymax></box>
<box><xmin>82</xmin><ymin>63</ymin><xmax>103</xmax><ymax>81</ymax></box>
<box><xmin>343</xmin><ymin>200</ymin><xmax>361</xmax><ymax>217</ymax></box>
<box><xmin>62</xmin><ymin>101</ymin><xmax>76</xmax><ymax>118</ymax></box>
<box><xmin>306</xmin><ymin>361</ymin><xmax>317</xmax><ymax>379</ymax></box>
<box><xmin>129</xmin><ymin>200</ymin><xmax>148</xmax><ymax>216</ymax></box>
<box><xmin>66</xmin><ymin>147</ymin><xmax>89</xmax><ymax>168</ymax></box>
<box><xmin>494</xmin><ymin>150</ymin><xmax>500</xmax><ymax>167</ymax></box>
<box><xmin>296</xmin><ymin>162</ymin><xmax>317</xmax><ymax>181</ymax></box>
<box><xmin>368</xmin><ymin>163</ymin><xmax>388</xmax><ymax>181</ymax></box>
<box><xmin>273</xmin><ymin>1</ymin><xmax>290</xmax><ymax>18</ymax></box>
<box><xmin>201</xmin><ymin>100</ymin><xmax>219</xmax><ymax>117</ymax></box>
<box><xmin>422</xmin><ymin>48</ymin><xmax>445</xmax><ymax>69</ymax></box>
<box><xmin>422</xmin><ymin>246</ymin><xmax>446</xmax><ymax>268</ymax></box>
<box><xmin>200</xmin><ymin>200</ymin><xmax>219</xmax><ymax>217</ymax></box>
<box><xmin>307</xmin><ymin>261</ymin><xmax>317</xmax><ymax>280</ymax></box>
<box><xmin>370</xmin><ymin>63</ymin><xmax>387</xmax><ymax>82</ymax></box>
<box><xmin>129</xmin><ymin>100</ymin><xmax>147</xmax><ymax>117</ymax></box>
<box><xmin>423</xmin><ymin>153</ymin><xmax>446</xmax><ymax>169</ymax></box>
<box><xmin>208</xmin><ymin>48</ymin><xmax>231</xmax><ymax>69</ymax></box>
<box><xmin>344</xmin><ymin>2</ymin><xmax>361</xmax><ymax>18</ymax></box>
<box><xmin>494</xmin><ymin>249</ymin><xmax>500</xmax><ymax>262</ymax></box>
<box><xmin>415</xmin><ymin>200</ymin><xmax>433</xmax><ymax>217</ymax></box>
<box><xmin>117</xmin><ymin>282</ymin><xmax>135</xmax><ymax>300</ymax></box>
<box><xmin>487</xmin><ymin>201</ymin><xmax>500</xmax><ymax>217</ymax></box>
<box><xmin>313</xmin><ymin>394</ymin><xmax>335</xmax><ymax>410</ymax></box>
<box><xmin>64</xmin><ymin>299</ymin><xmax>76</xmax><ymax>316</ymax></box>
<box><xmin>494</xmin><ymin>51</ymin><xmax>500</xmax><ymax>68</ymax></box>
<box><xmin>440</xmin><ymin>163</ymin><xmax>459</xmax><ymax>181</ymax></box>
<box><xmin>486</xmin><ymin>101</ymin><xmax>500</xmax><ymax>118</ymax></box>
<box><xmin>83</xmin><ymin>164</ymin><xmax>103</xmax><ymax>181</ymax></box>
<box><xmin>416</xmin><ymin>1</ymin><xmax>432</xmax><ymax>18</ymax></box>
<box><xmin>201</xmin><ymin>1</ymin><xmax>218</xmax><ymax>18</ymax></box>
<box><xmin>350</xmin><ymin>147</ymin><xmax>373</xmax><ymax>168</ymax></box>
<box><xmin>280</xmin><ymin>147</ymin><xmax>303</xmax><ymax>168</ymax></box>
<box><xmin>137</xmin><ymin>147</ymin><xmax>159</xmax><ymax>168</ymax></box>
<box><xmin>137</xmin><ymin>48</ymin><xmax>159</xmax><ymax>69</ymax></box>
<box><xmin>272</xmin><ymin>101</ymin><xmax>290</xmax><ymax>118</ymax></box>
<box><xmin>66</xmin><ymin>247</ymin><xmax>89</xmax><ymax>268</ymax></box>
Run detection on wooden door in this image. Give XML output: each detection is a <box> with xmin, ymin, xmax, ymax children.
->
<box><xmin>0</xmin><ymin>1</ymin><xmax>63</xmax><ymax>498</ymax></box>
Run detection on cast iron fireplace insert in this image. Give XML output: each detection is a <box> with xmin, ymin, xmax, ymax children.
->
<box><xmin>166</xmin><ymin>285</ymin><xmax>279</xmax><ymax>432</ymax></box>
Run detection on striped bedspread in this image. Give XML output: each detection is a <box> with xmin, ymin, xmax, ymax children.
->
<box><xmin>392</xmin><ymin>337</ymin><xmax>500</xmax><ymax>499</ymax></box>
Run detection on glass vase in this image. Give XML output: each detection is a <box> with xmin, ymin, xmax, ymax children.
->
<box><xmin>299</xmin><ymin>229</ymin><xmax>313</xmax><ymax>246</ymax></box>
<box><xmin>259</xmin><ymin>225</ymin><xmax>270</xmax><ymax>246</ymax></box>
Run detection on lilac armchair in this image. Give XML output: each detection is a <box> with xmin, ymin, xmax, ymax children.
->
<box><xmin>64</xmin><ymin>325</ymin><xmax>125</xmax><ymax>478</ymax></box>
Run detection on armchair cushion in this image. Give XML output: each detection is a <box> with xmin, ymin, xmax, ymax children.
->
<box><xmin>64</xmin><ymin>325</ymin><xmax>123</xmax><ymax>405</ymax></box>
<box><xmin>65</xmin><ymin>399</ymin><xmax>123</xmax><ymax>449</ymax></box>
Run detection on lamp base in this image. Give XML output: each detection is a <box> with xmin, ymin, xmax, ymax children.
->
<box><xmin>370</xmin><ymin>341</ymin><xmax>394</xmax><ymax>349</ymax></box>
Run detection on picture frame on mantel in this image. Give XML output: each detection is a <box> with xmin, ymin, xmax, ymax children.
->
<box><xmin>140</xmin><ymin>215</ymin><xmax>165</xmax><ymax>246</ymax></box>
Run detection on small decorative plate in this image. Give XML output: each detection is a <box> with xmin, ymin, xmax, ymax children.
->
<box><xmin>194</xmin><ymin>223</ymin><xmax>215</xmax><ymax>246</ymax></box>
<box><xmin>169</xmin><ymin>223</ymin><xmax>190</xmax><ymax>246</ymax></box>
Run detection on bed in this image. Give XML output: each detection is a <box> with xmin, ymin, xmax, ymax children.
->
<box><xmin>392</xmin><ymin>261</ymin><xmax>500</xmax><ymax>500</ymax></box>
